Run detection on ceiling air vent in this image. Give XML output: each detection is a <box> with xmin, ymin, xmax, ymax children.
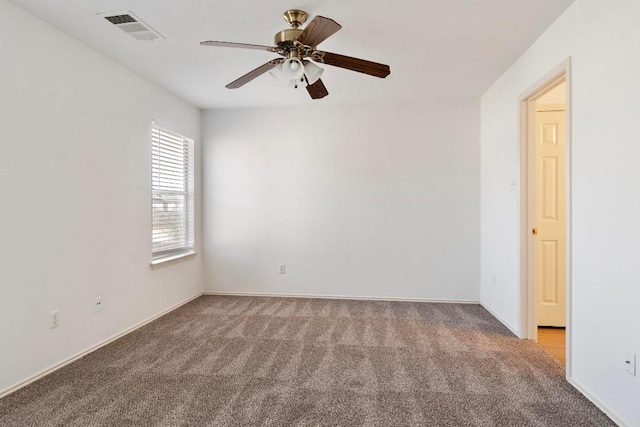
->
<box><xmin>100</xmin><ymin>11</ymin><xmax>164</xmax><ymax>41</ymax></box>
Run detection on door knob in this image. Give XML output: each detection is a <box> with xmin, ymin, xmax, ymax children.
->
<box><xmin>532</xmin><ymin>228</ymin><xmax>538</xmax><ymax>235</ymax></box>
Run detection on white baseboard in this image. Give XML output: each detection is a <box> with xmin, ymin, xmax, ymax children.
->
<box><xmin>480</xmin><ymin>302</ymin><xmax>521</xmax><ymax>337</ymax></box>
<box><xmin>0</xmin><ymin>292</ymin><xmax>203</xmax><ymax>399</ymax></box>
<box><xmin>568</xmin><ymin>378</ymin><xmax>628</xmax><ymax>427</ymax></box>
<box><xmin>203</xmin><ymin>290</ymin><xmax>478</xmax><ymax>304</ymax></box>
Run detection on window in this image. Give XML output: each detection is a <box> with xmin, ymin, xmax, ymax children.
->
<box><xmin>151</xmin><ymin>125</ymin><xmax>194</xmax><ymax>263</ymax></box>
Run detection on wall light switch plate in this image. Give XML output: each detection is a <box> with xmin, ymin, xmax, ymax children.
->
<box><xmin>279</xmin><ymin>264</ymin><xmax>286</xmax><ymax>274</ymax></box>
<box><xmin>624</xmin><ymin>352</ymin><xmax>636</xmax><ymax>376</ymax></box>
<box><xmin>49</xmin><ymin>310</ymin><xmax>60</xmax><ymax>329</ymax></box>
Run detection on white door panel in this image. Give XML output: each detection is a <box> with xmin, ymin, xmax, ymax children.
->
<box><xmin>535</xmin><ymin>108</ymin><xmax>566</xmax><ymax>327</ymax></box>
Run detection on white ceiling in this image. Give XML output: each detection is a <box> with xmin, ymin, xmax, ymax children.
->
<box><xmin>9</xmin><ymin>0</ymin><xmax>575</xmax><ymax>109</ymax></box>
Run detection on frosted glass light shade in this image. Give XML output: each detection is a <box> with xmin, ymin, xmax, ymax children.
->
<box><xmin>282</xmin><ymin>57</ymin><xmax>305</xmax><ymax>80</ymax></box>
<box><xmin>304</xmin><ymin>61</ymin><xmax>324</xmax><ymax>84</ymax></box>
<box><xmin>269</xmin><ymin>63</ymin><xmax>289</xmax><ymax>85</ymax></box>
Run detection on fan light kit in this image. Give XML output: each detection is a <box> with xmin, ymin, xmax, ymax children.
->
<box><xmin>200</xmin><ymin>9</ymin><xmax>391</xmax><ymax>99</ymax></box>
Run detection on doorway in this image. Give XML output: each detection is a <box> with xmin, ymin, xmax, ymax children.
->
<box><xmin>519</xmin><ymin>60</ymin><xmax>572</xmax><ymax>372</ymax></box>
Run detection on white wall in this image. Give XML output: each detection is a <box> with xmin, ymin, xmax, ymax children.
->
<box><xmin>0</xmin><ymin>0</ymin><xmax>202</xmax><ymax>395</ymax></box>
<box><xmin>481</xmin><ymin>0</ymin><xmax>640</xmax><ymax>424</ymax></box>
<box><xmin>202</xmin><ymin>101</ymin><xmax>480</xmax><ymax>302</ymax></box>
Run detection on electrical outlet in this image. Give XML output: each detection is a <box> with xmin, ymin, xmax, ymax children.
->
<box><xmin>94</xmin><ymin>296</ymin><xmax>103</xmax><ymax>313</ymax></box>
<box><xmin>279</xmin><ymin>264</ymin><xmax>286</xmax><ymax>274</ymax></box>
<box><xmin>492</xmin><ymin>276</ymin><xmax>497</xmax><ymax>288</ymax></box>
<box><xmin>49</xmin><ymin>310</ymin><xmax>60</xmax><ymax>329</ymax></box>
<box><xmin>624</xmin><ymin>352</ymin><xmax>636</xmax><ymax>376</ymax></box>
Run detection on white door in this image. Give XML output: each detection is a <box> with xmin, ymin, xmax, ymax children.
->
<box><xmin>535</xmin><ymin>106</ymin><xmax>566</xmax><ymax>327</ymax></box>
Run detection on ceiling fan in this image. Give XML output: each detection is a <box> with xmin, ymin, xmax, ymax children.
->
<box><xmin>200</xmin><ymin>10</ymin><xmax>391</xmax><ymax>99</ymax></box>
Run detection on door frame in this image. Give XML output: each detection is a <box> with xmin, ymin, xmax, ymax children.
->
<box><xmin>518</xmin><ymin>58</ymin><xmax>572</xmax><ymax>378</ymax></box>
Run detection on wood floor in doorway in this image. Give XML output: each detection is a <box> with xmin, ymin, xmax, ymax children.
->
<box><xmin>537</xmin><ymin>327</ymin><xmax>566</xmax><ymax>364</ymax></box>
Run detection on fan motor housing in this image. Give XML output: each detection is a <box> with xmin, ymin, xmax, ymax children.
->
<box><xmin>274</xmin><ymin>28</ymin><xmax>303</xmax><ymax>49</ymax></box>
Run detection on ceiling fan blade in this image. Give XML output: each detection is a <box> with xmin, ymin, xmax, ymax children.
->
<box><xmin>226</xmin><ymin>61</ymin><xmax>278</xmax><ymax>89</ymax></box>
<box><xmin>306</xmin><ymin>79</ymin><xmax>329</xmax><ymax>99</ymax></box>
<box><xmin>200</xmin><ymin>40</ymin><xmax>274</xmax><ymax>51</ymax></box>
<box><xmin>321</xmin><ymin>52</ymin><xmax>390</xmax><ymax>78</ymax></box>
<box><xmin>296</xmin><ymin>16</ymin><xmax>342</xmax><ymax>47</ymax></box>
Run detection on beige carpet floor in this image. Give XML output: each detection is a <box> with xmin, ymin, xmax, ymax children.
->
<box><xmin>0</xmin><ymin>296</ymin><xmax>613</xmax><ymax>426</ymax></box>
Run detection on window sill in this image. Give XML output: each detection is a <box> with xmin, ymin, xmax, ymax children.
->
<box><xmin>150</xmin><ymin>251</ymin><xmax>197</xmax><ymax>270</ymax></box>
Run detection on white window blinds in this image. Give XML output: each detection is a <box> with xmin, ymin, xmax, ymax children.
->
<box><xmin>151</xmin><ymin>126</ymin><xmax>194</xmax><ymax>260</ymax></box>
